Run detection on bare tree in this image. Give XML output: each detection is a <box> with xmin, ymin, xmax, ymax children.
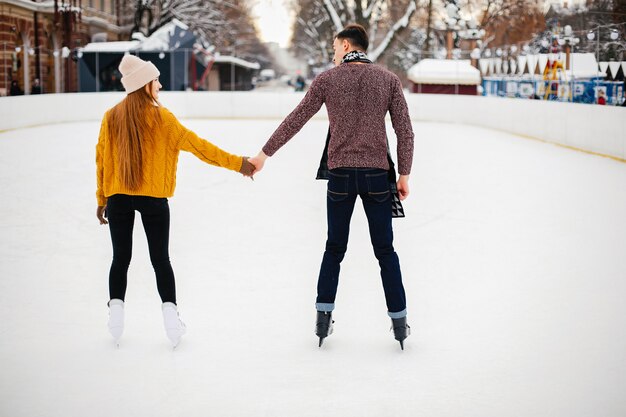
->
<box><xmin>219</xmin><ymin>0</ymin><xmax>272</xmax><ymax>66</ymax></box>
<box><xmin>126</xmin><ymin>0</ymin><xmax>270</xmax><ymax>64</ymax></box>
<box><xmin>578</xmin><ymin>0</ymin><xmax>625</xmax><ymax>61</ymax></box>
<box><xmin>289</xmin><ymin>0</ymin><xmax>417</xmax><ymax>64</ymax></box>
<box><xmin>289</xmin><ymin>0</ymin><xmax>335</xmax><ymax>66</ymax></box>
<box><xmin>474</xmin><ymin>0</ymin><xmax>545</xmax><ymax>48</ymax></box>
<box><xmin>130</xmin><ymin>0</ymin><xmax>227</xmax><ymax>43</ymax></box>
<box><xmin>528</xmin><ymin>0</ymin><xmax>625</xmax><ymax>61</ymax></box>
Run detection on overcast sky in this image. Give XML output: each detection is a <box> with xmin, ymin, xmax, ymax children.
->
<box><xmin>251</xmin><ymin>0</ymin><xmax>293</xmax><ymax>47</ymax></box>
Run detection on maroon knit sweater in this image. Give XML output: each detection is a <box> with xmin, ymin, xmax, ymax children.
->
<box><xmin>262</xmin><ymin>63</ymin><xmax>415</xmax><ymax>175</ymax></box>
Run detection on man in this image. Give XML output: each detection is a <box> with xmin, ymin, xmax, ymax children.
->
<box><xmin>249</xmin><ymin>24</ymin><xmax>414</xmax><ymax>349</ymax></box>
<box><xmin>9</xmin><ymin>80</ymin><xmax>23</xmax><ymax>96</ymax></box>
<box><xmin>32</xmin><ymin>78</ymin><xmax>42</xmax><ymax>94</ymax></box>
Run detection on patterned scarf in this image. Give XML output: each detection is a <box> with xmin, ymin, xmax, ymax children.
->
<box><xmin>341</xmin><ymin>50</ymin><xmax>372</xmax><ymax>64</ymax></box>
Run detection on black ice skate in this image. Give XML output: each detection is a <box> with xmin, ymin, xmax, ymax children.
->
<box><xmin>315</xmin><ymin>311</ymin><xmax>334</xmax><ymax>347</ymax></box>
<box><xmin>391</xmin><ymin>317</ymin><xmax>411</xmax><ymax>350</ymax></box>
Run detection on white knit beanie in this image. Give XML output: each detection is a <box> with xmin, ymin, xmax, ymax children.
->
<box><xmin>119</xmin><ymin>55</ymin><xmax>160</xmax><ymax>94</ymax></box>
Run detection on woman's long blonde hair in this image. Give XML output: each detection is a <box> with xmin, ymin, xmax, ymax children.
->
<box><xmin>107</xmin><ymin>81</ymin><xmax>162</xmax><ymax>190</ymax></box>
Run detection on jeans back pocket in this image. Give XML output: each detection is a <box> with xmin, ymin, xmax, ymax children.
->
<box><xmin>328</xmin><ymin>171</ymin><xmax>349</xmax><ymax>202</ymax></box>
<box><xmin>365</xmin><ymin>171</ymin><xmax>390</xmax><ymax>203</ymax></box>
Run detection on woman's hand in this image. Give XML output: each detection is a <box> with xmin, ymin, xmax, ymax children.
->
<box><xmin>239</xmin><ymin>157</ymin><xmax>256</xmax><ymax>178</ymax></box>
<box><xmin>97</xmin><ymin>205</ymin><xmax>108</xmax><ymax>225</ymax></box>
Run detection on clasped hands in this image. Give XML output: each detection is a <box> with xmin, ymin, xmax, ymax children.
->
<box><xmin>239</xmin><ymin>151</ymin><xmax>268</xmax><ymax>179</ymax></box>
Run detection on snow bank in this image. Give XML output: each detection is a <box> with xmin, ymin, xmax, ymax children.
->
<box><xmin>1</xmin><ymin>92</ymin><xmax>624</xmax><ymax>160</ymax></box>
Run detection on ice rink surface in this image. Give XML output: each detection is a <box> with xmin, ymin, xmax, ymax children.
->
<box><xmin>1</xmin><ymin>116</ymin><xmax>625</xmax><ymax>417</ymax></box>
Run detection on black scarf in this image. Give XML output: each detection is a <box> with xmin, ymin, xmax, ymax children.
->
<box><xmin>316</xmin><ymin>51</ymin><xmax>405</xmax><ymax>218</ymax></box>
<box><xmin>341</xmin><ymin>50</ymin><xmax>372</xmax><ymax>64</ymax></box>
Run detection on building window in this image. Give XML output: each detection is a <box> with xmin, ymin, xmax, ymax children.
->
<box><xmin>100</xmin><ymin>0</ymin><xmax>105</xmax><ymax>11</ymax></box>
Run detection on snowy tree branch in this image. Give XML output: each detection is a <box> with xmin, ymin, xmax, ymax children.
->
<box><xmin>369</xmin><ymin>0</ymin><xmax>417</xmax><ymax>61</ymax></box>
<box><xmin>323</xmin><ymin>0</ymin><xmax>344</xmax><ymax>32</ymax></box>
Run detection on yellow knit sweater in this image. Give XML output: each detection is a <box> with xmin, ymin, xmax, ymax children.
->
<box><xmin>96</xmin><ymin>107</ymin><xmax>243</xmax><ymax>206</ymax></box>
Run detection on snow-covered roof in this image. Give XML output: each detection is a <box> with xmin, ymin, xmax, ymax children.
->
<box><xmin>566</xmin><ymin>53</ymin><xmax>605</xmax><ymax>79</ymax></box>
<box><xmin>133</xmin><ymin>19</ymin><xmax>194</xmax><ymax>51</ymax></box>
<box><xmin>407</xmin><ymin>59</ymin><xmax>481</xmax><ymax>85</ymax></box>
<box><xmin>1</xmin><ymin>0</ymin><xmax>58</xmax><ymax>12</ymax></box>
<box><xmin>82</xmin><ymin>19</ymin><xmax>192</xmax><ymax>53</ymax></box>
<box><xmin>213</xmin><ymin>55</ymin><xmax>261</xmax><ymax>70</ymax></box>
<box><xmin>82</xmin><ymin>41</ymin><xmax>140</xmax><ymax>53</ymax></box>
<box><xmin>81</xmin><ymin>19</ymin><xmax>260</xmax><ymax>71</ymax></box>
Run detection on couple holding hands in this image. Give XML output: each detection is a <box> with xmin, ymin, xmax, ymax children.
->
<box><xmin>96</xmin><ymin>24</ymin><xmax>414</xmax><ymax>350</ymax></box>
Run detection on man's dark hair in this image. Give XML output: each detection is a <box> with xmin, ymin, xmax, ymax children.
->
<box><xmin>335</xmin><ymin>24</ymin><xmax>369</xmax><ymax>51</ymax></box>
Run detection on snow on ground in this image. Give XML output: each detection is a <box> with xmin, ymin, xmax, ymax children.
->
<box><xmin>1</xmin><ymin>116</ymin><xmax>625</xmax><ymax>417</ymax></box>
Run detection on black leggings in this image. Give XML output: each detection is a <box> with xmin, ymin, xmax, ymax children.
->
<box><xmin>107</xmin><ymin>194</ymin><xmax>176</xmax><ymax>304</ymax></box>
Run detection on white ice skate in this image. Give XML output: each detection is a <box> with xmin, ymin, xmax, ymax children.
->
<box><xmin>162</xmin><ymin>302</ymin><xmax>186</xmax><ymax>349</ymax></box>
<box><xmin>107</xmin><ymin>299</ymin><xmax>124</xmax><ymax>347</ymax></box>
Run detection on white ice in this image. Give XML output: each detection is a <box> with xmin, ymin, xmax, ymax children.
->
<box><xmin>1</xmin><ymin>116</ymin><xmax>625</xmax><ymax>417</ymax></box>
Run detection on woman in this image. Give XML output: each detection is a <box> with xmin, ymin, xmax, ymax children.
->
<box><xmin>96</xmin><ymin>55</ymin><xmax>254</xmax><ymax>348</ymax></box>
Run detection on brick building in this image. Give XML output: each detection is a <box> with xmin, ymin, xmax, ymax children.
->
<box><xmin>0</xmin><ymin>0</ymin><xmax>128</xmax><ymax>96</ymax></box>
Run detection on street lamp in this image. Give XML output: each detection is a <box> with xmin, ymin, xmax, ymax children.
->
<box><xmin>75</xmin><ymin>48</ymin><xmax>83</xmax><ymax>92</ymax></box>
<box><xmin>610</xmin><ymin>29</ymin><xmax>619</xmax><ymax>41</ymax></box>
<box><xmin>558</xmin><ymin>25</ymin><xmax>580</xmax><ymax>70</ymax></box>
<box><xmin>443</xmin><ymin>1</ymin><xmax>459</xmax><ymax>59</ymax></box>
<box><xmin>2</xmin><ymin>41</ymin><xmax>7</xmax><ymax>95</ymax></box>
<box><xmin>586</xmin><ymin>25</ymin><xmax>624</xmax><ymax>102</ymax></box>
<box><xmin>587</xmin><ymin>29</ymin><xmax>599</xmax><ymax>65</ymax></box>
<box><xmin>586</xmin><ymin>26</ymin><xmax>621</xmax><ymax>64</ymax></box>
<box><xmin>586</xmin><ymin>29</ymin><xmax>602</xmax><ymax>103</ymax></box>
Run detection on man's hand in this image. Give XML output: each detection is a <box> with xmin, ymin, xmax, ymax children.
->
<box><xmin>97</xmin><ymin>205</ymin><xmax>108</xmax><ymax>225</ymax></box>
<box><xmin>248</xmin><ymin>151</ymin><xmax>269</xmax><ymax>176</ymax></box>
<box><xmin>396</xmin><ymin>175</ymin><xmax>410</xmax><ymax>201</ymax></box>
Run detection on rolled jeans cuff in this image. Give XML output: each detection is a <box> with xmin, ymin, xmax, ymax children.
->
<box><xmin>315</xmin><ymin>303</ymin><xmax>335</xmax><ymax>312</ymax></box>
<box><xmin>388</xmin><ymin>309</ymin><xmax>407</xmax><ymax>319</ymax></box>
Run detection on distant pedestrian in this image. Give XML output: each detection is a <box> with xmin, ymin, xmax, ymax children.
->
<box><xmin>31</xmin><ymin>78</ymin><xmax>42</xmax><ymax>94</ymax></box>
<box><xmin>294</xmin><ymin>75</ymin><xmax>305</xmax><ymax>92</ymax></box>
<box><xmin>9</xmin><ymin>80</ymin><xmax>22</xmax><ymax>96</ymax></box>
<box><xmin>597</xmin><ymin>90</ymin><xmax>606</xmax><ymax>105</ymax></box>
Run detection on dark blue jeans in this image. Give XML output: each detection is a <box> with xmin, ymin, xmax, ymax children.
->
<box><xmin>106</xmin><ymin>194</ymin><xmax>176</xmax><ymax>304</ymax></box>
<box><xmin>316</xmin><ymin>168</ymin><xmax>407</xmax><ymax>318</ymax></box>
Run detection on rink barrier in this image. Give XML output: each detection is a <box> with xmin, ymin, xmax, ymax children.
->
<box><xmin>1</xmin><ymin>91</ymin><xmax>624</xmax><ymax>161</ymax></box>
